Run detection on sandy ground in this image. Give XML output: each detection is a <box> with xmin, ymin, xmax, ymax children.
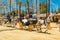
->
<box><xmin>0</xmin><ymin>23</ymin><xmax>60</xmax><ymax>40</ymax></box>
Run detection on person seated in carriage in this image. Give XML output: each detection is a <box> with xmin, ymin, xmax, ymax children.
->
<box><xmin>6</xmin><ymin>14</ymin><xmax>11</xmax><ymax>24</ymax></box>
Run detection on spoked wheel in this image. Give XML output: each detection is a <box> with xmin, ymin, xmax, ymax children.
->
<box><xmin>16</xmin><ymin>20</ymin><xmax>23</xmax><ymax>30</ymax></box>
<box><xmin>36</xmin><ymin>25</ymin><xmax>41</xmax><ymax>32</ymax></box>
<box><xmin>36</xmin><ymin>24</ymin><xmax>43</xmax><ymax>33</ymax></box>
<box><xmin>6</xmin><ymin>21</ymin><xmax>12</xmax><ymax>27</ymax></box>
<box><xmin>0</xmin><ymin>21</ymin><xmax>2</xmax><ymax>25</ymax></box>
<box><xmin>28</xmin><ymin>24</ymin><xmax>34</xmax><ymax>31</ymax></box>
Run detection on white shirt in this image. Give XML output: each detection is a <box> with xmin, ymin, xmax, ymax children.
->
<box><xmin>22</xmin><ymin>19</ymin><xmax>28</xmax><ymax>23</ymax></box>
<box><xmin>37</xmin><ymin>19</ymin><xmax>44</xmax><ymax>24</ymax></box>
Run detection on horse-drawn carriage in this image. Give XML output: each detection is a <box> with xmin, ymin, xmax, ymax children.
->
<box><xmin>20</xmin><ymin>18</ymin><xmax>45</xmax><ymax>32</ymax></box>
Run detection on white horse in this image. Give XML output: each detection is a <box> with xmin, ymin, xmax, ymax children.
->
<box><xmin>36</xmin><ymin>19</ymin><xmax>45</xmax><ymax>32</ymax></box>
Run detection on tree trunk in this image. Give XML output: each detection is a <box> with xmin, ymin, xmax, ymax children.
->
<box><xmin>18</xmin><ymin>2</ymin><xmax>21</xmax><ymax>21</ymax></box>
<box><xmin>27</xmin><ymin>0</ymin><xmax>30</xmax><ymax>14</ymax></box>
<box><xmin>37</xmin><ymin>0</ymin><xmax>40</xmax><ymax>20</ymax></box>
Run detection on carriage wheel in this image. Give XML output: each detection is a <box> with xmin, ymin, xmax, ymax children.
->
<box><xmin>33</xmin><ymin>24</ymin><xmax>36</xmax><ymax>28</ymax></box>
<box><xmin>36</xmin><ymin>25</ymin><xmax>40</xmax><ymax>32</ymax></box>
<box><xmin>19</xmin><ymin>22</ymin><xmax>23</xmax><ymax>30</ymax></box>
<box><xmin>36</xmin><ymin>25</ymin><xmax>42</xmax><ymax>32</ymax></box>
<box><xmin>28</xmin><ymin>24</ymin><xmax>33</xmax><ymax>31</ymax></box>
<box><xmin>16</xmin><ymin>21</ymin><xmax>23</xmax><ymax>30</ymax></box>
<box><xmin>0</xmin><ymin>21</ymin><xmax>2</xmax><ymax>25</ymax></box>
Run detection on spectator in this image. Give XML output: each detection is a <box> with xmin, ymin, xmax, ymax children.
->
<box><xmin>32</xmin><ymin>14</ymin><xmax>36</xmax><ymax>19</ymax></box>
<box><xmin>25</xmin><ymin>14</ymin><xmax>29</xmax><ymax>19</ymax></box>
<box><xmin>29</xmin><ymin>12</ymin><xmax>32</xmax><ymax>18</ymax></box>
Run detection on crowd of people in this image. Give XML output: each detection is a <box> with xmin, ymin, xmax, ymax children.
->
<box><xmin>1</xmin><ymin>13</ymin><xmax>59</xmax><ymax>33</ymax></box>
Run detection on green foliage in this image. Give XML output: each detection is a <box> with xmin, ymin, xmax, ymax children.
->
<box><xmin>40</xmin><ymin>8</ymin><xmax>47</xmax><ymax>13</ymax></box>
<box><xmin>40</xmin><ymin>2</ymin><xmax>47</xmax><ymax>14</ymax></box>
<box><xmin>58</xmin><ymin>8</ymin><xmax>60</xmax><ymax>13</ymax></box>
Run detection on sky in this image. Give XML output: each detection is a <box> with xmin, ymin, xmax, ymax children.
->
<box><xmin>0</xmin><ymin>0</ymin><xmax>60</xmax><ymax>13</ymax></box>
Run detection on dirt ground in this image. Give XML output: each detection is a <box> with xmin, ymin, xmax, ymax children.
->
<box><xmin>0</xmin><ymin>23</ymin><xmax>60</xmax><ymax>40</ymax></box>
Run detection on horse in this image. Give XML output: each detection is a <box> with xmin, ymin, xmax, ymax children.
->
<box><xmin>36</xmin><ymin>19</ymin><xmax>45</xmax><ymax>32</ymax></box>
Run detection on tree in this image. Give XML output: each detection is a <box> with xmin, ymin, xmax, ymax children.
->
<box><xmin>37</xmin><ymin>0</ymin><xmax>40</xmax><ymax>20</ymax></box>
<box><xmin>40</xmin><ymin>2</ymin><xmax>47</xmax><ymax>14</ymax></box>
<box><xmin>4</xmin><ymin>6</ymin><xmax>8</xmax><ymax>16</ymax></box>
<box><xmin>18</xmin><ymin>0</ymin><xmax>22</xmax><ymax>18</ymax></box>
<box><xmin>26</xmin><ymin>0</ymin><xmax>30</xmax><ymax>14</ymax></box>
<box><xmin>58</xmin><ymin>8</ymin><xmax>60</xmax><ymax>13</ymax></box>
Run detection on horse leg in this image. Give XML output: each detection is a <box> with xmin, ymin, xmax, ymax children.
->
<box><xmin>40</xmin><ymin>24</ymin><xmax>42</xmax><ymax>32</ymax></box>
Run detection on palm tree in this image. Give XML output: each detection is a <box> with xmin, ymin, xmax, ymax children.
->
<box><xmin>4</xmin><ymin>6</ymin><xmax>8</xmax><ymax>17</ymax></box>
<box><xmin>0</xmin><ymin>2</ymin><xmax>2</xmax><ymax>17</ymax></box>
<box><xmin>58</xmin><ymin>8</ymin><xmax>60</xmax><ymax>13</ymax></box>
<box><xmin>32</xmin><ymin>0</ymin><xmax>36</xmax><ymax>13</ymax></box>
<box><xmin>26</xmin><ymin>0</ymin><xmax>30</xmax><ymax>14</ymax></box>
<box><xmin>18</xmin><ymin>0</ymin><xmax>22</xmax><ymax>20</ymax></box>
<box><xmin>40</xmin><ymin>2</ymin><xmax>47</xmax><ymax>13</ymax></box>
<box><xmin>46</xmin><ymin>0</ymin><xmax>50</xmax><ymax>17</ymax></box>
<box><xmin>10</xmin><ymin>0</ymin><xmax>11</xmax><ymax>14</ymax></box>
<box><xmin>37</xmin><ymin>0</ymin><xmax>40</xmax><ymax>20</ymax></box>
<box><xmin>22</xmin><ymin>3</ymin><xmax>27</xmax><ymax>15</ymax></box>
<box><xmin>0</xmin><ymin>8</ymin><xmax>2</xmax><ymax>17</ymax></box>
